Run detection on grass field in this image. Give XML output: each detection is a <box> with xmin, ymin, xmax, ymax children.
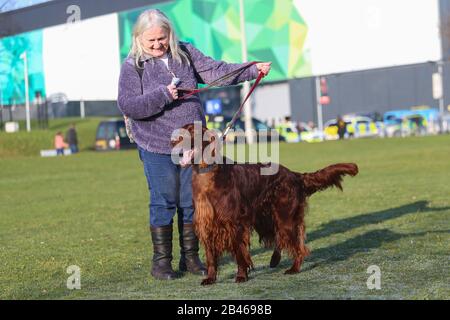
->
<box><xmin>0</xmin><ymin>118</ymin><xmax>449</xmax><ymax>299</ymax></box>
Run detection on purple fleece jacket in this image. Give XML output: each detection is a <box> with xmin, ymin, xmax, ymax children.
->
<box><xmin>117</xmin><ymin>42</ymin><xmax>259</xmax><ymax>154</ymax></box>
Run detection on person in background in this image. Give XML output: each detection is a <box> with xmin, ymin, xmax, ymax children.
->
<box><xmin>337</xmin><ymin>115</ymin><xmax>347</xmax><ymax>140</ymax></box>
<box><xmin>65</xmin><ymin>123</ymin><xmax>79</xmax><ymax>154</ymax></box>
<box><xmin>307</xmin><ymin>121</ymin><xmax>316</xmax><ymax>130</ymax></box>
<box><xmin>54</xmin><ymin>131</ymin><xmax>68</xmax><ymax>156</ymax></box>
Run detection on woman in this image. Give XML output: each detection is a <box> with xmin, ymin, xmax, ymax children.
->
<box><xmin>117</xmin><ymin>9</ymin><xmax>271</xmax><ymax>280</ymax></box>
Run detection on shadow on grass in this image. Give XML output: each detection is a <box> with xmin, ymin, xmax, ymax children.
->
<box><xmin>303</xmin><ymin>228</ymin><xmax>450</xmax><ymax>270</ymax></box>
<box><xmin>204</xmin><ymin>201</ymin><xmax>450</xmax><ymax>280</ymax></box>
<box><xmin>307</xmin><ymin>200</ymin><xmax>450</xmax><ymax>242</ymax></box>
<box><xmin>220</xmin><ymin>201</ymin><xmax>448</xmax><ymax>266</ymax></box>
<box><xmin>239</xmin><ymin>228</ymin><xmax>450</xmax><ymax>280</ymax></box>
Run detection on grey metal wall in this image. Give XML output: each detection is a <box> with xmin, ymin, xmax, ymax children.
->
<box><xmin>289</xmin><ymin>77</ymin><xmax>316</xmax><ymax>124</ymax></box>
<box><xmin>0</xmin><ymin>0</ymin><xmax>170</xmax><ymax>38</ymax></box>
<box><xmin>289</xmin><ymin>61</ymin><xmax>450</xmax><ymax>124</ymax></box>
<box><xmin>253</xmin><ymin>82</ymin><xmax>291</xmax><ymax>124</ymax></box>
<box><xmin>440</xmin><ymin>0</ymin><xmax>450</xmax><ymax>60</ymax></box>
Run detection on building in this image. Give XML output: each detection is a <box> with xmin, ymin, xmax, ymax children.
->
<box><xmin>1</xmin><ymin>0</ymin><xmax>449</xmax><ymax>125</ymax></box>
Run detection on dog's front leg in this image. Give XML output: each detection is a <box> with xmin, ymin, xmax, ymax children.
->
<box><xmin>201</xmin><ymin>246</ymin><xmax>218</xmax><ymax>285</ymax></box>
<box><xmin>234</xmin><ymin>243</ymin><xmax>252</xmax><ymax>283</ymax></box>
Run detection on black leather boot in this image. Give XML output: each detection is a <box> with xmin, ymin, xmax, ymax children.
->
<box><xmin>179</xmin><ymin>223</ymin><xmax>207</xmax><ymax>275</ymax></box>
<box><xmin>150</xmin><ymin>225</ymin><xmax>177</xmax><ymax>280</ymax></box>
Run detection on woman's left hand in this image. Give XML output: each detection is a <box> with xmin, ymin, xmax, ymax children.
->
<box><xmin>256</xmin><ymin>62</ymin><xmax>272</xmax><ymax>77</ymax></box>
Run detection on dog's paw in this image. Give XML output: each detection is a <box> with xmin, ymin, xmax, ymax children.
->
<box><xmin>269</xmin><ymin>251</ymin><xmax>281</xmax><ymax>268</ymax></box>
<box><xmin>284</xmin><ymin>268</ymin><xmax>300</xmax><ymax>275</ymax></box>
<box><xmin>235</xmin><ymin>276</ymin><xmax>248</xmax><ymax>283</ymax></box>
<box><xmin>201</xmin><ymin>278</ymin><xmax>216</xmax><ymax>286</ymax></box>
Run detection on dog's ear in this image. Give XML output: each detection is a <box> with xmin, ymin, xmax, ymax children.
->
<box><xmin>171</xmin><ymin>127</ymin><xmax>191</xmax><ymax>152</ymax></box>
<box><xmin>203</xmin><ymin>129</ymin><xmax>221</xmax><ymax>160</ymax></box>
<box><xmin>171</xmin><ymin>135</ymin><xmax>183</xmax><ymax>146</ymax></box>
<box><xmin>204</xmin><ymin>129</ymin><xmax>219</xmax><ymax>144</ymax></box>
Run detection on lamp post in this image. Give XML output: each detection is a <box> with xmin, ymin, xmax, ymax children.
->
<box><xmin>239</xmin><ymin>0</ymin><xmax>254</xmax><ymax>144</ymax></box>
<box><xmin>432</xmin><ymin>60</ymin><xmax>445</xmax><ymax>132</ymax></box>
<box><xmin>437</xmin><ymin>60</ymin><xmax>445</xmax><ymax>131</ymax></box>
<box><xmin>315</xmin><ymin>76</ymin><xmax>324</xmax><ymax>133</ymax></box>
<box><xmin>20</xmin><ymin>51</ymin><xmax>31</xmax><ymax>132</ymax></box>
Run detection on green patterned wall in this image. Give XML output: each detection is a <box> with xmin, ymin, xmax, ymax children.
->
<box><xmin>118</xmin><ymin>0</ymin><xmax>311</xmax><ymax>82</ymax></box>
<box><xmin>0</xmin><ymin>30</ymin><xmax>45</xmax><ymax>105</ymax></box>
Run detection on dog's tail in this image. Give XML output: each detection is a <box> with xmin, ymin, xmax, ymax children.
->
<box><xmin>298</xmin><ymin>163</ymin><xmax>358</xmax><ymax>197</ymax></box>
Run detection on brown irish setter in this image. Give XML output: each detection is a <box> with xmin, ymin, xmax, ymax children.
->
<box><xmin>172</xmin><ymin>123</ymin><xmax>358</xmax><ymax>285</ymax></box>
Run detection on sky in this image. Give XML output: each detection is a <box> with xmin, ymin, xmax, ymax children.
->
<box><xmin>0</xmin><ymin>0</ymin><xmax>54</xmax><ymax>13</ymax></box>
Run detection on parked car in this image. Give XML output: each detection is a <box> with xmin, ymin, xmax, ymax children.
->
<box><xmin>297</xmin><ymin>122</ymin><xmax>325</xmax><ymax>143</ymax></box>
<box><xmin>206</xmin><ymin>115</ymin><xmax>283</xmax><ymax>143</ymax></box>
<box><xmin>383</xmin><ymin>108</ymin><xmax>439</xmax><ymax>137</ymax></box>
<box><xmin>324</xmin><ymin>115</ymin><xmax>379</xmax><ymax>140</ymax></box>
<box><xmin>442</xmin><ymin>113</ymin><xmax>450</xmax><ymax>133</ymax></box>
<box><xmin>355</xmin><ymin>112</ymin><xmax>385</xmax><ymax>137</ymax></box>
<box><xmin>275</xmin><ymin>123</ymin><xmax>300</xmax><ymax>143</ymax></box>
<box><xmin>95</xmin><ymin>119</ymin><xmax>136</xmax><ymax>151</ymax></box>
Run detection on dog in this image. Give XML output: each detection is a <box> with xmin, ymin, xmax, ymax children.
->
<box><xmin>171</xmin><ymin>123</ymin><xmax>358</xmax><ymax>285</ymax></box>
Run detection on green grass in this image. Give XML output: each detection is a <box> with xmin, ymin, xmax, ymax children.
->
<box><xmin>0</xmin><ymin>121</ymin><xmax>449</xmax><ymax>299</ymax></box>
<box><xmin>0</xmin><ymin>117</ymin><xmax>107</xmax><ymax>157</ymax></box>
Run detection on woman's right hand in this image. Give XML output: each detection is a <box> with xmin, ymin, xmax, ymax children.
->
<box><xmin>167</xmin><ymin>84</ymin><xmax>178</xmax><ymax>100</ymax></box>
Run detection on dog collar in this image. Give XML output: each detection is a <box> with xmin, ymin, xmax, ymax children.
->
<box><xmin>197</xmin><ymin>164</ymin><xmax>217</xmax><ymax>174</ymax></box>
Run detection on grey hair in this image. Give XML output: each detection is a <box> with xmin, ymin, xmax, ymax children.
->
<box><xmin>129</xmin><ymin>9</ymin><xmax>190</xmax><ymax>68</ymax></box>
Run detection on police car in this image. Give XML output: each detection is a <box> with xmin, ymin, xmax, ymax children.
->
<box><xmin>205</xmin><ymin>115</ymin><xmax>283</xmax><ymax>143</ymax></box>
<box><xmin>324</xmin><ymin>115</ymin><xmax>379</xmax><ymax>140</ymax></box>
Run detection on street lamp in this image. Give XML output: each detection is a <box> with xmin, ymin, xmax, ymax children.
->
<box><xmin>20</xmin><ymin>51</ymin><xmax>31</xmax><ymax>132</ymax></box>
<box><xmin>431</xmin><ymin>60</ymin><xmax>445</xmax><ymax>132</ymax></box>
<box><xmin>315</xmin><ymin>76</ymin><xmax>324</xmax><ymax>134</ymax></box>
<box><xmin>239</xmin><ymin>0</ymin><xmax>254</xmax><ymax>144</ymax></box>
<box><xmin>437</xmin><ymin>60</ymin><xmax>445</xmax><ymax>131</ymax></box>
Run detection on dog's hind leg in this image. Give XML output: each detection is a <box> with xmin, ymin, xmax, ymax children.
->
<box><xmin>285</xmin><ymin>254</ymin><xmax>304</xmax><ymax>274</ymax></box>
<box><xmin>269</xmin><ymin>247</ymin><xmax>281</xmax><ymax>268</ymax></box>
<box><xmin>285</xmin><ymin>224</ymin><xmax>309</xmax><ymax>274</ymax></box>
<box><xmin>233</xmin><ymin>230</ymin><xmax>253</xmax><ymax>283</ymax></box>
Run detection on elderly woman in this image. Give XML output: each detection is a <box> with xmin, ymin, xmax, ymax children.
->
<box><xmin>118</xmin><ymin>9</ymin><xmax>271</xmax><ymax>280</ymax></box>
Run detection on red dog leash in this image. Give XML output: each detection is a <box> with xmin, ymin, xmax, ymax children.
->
<box><xmin>178</xmin><ymin>61</ymin><xmax>264</xmax><ymax>140</ymax></box>
<box><xmin>178</xmin><ymin>61</ymin><xmax>259</xmax><ymax>100</ymax></box>
<box><xmin>221</xmin><ymin>71</ymin><xmax>264</xmax><ymax>140</ymax></box>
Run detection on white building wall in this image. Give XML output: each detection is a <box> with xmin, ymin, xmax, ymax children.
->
<box><xmin>42</xmin><ymin>13</ymin><xmax>121</xmax><ymax>101</ymax></box>
<box><xmin>295</xmin><ymin>0</ymin><xmax>441</xmax><ymax>75</ymax></box>
<box><xmin>252</xmin><ymin>82</ymin><xmax>291</xmax><ymax>126</ymax></box>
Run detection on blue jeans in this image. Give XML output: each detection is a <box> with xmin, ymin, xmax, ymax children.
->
<box><xmin>69</xmin><ymin>144</ymin><xmax>78</xmax><ymax>154</ymax></box>
<box><xmin>138</xmin><ymin>147</ymin><xmax>194</xmax><ymax>227</ymax></box>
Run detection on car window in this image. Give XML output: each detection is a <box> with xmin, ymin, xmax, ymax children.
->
<box><xmin>386</xmin><ymin>115</ymin><xmax>397</xmax><ymax>121</ymax></box>
<box><xmin>117</xmin><ymin>122</ymin><xmax>128</xmax><ymax>138</ymax></box>
<box><xmin>254</xmin><ymin>120</ymin><xmax>269</xmax><ymax>130</ymax></box>
<box><xmin>233</xmin><ymin>120</ymin><xmax>244</xmax><ymax>131</ymax></box>
<box><xmin>105</xmin><ymin>123</ymin><xmax>116</xmax><ymax>139</ymax></box>
<box><xmin>97</xmin><ymin>123</ymin><xmax>107</xmax><ymax>139</ymax></box>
